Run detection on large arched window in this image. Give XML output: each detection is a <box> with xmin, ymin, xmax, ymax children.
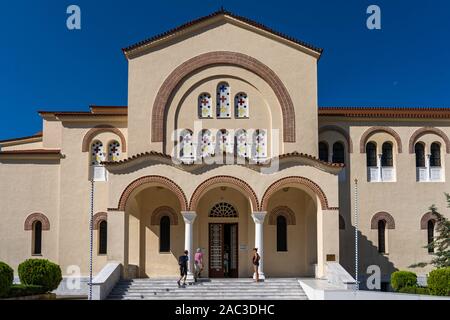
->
<box><xmin>235</xmin><ymin>92</ymin><xmax>249</xmax><ymax>118</ymax></box>
<box><xmin>319</xmin><ymin>142</ymin><xmax>329</xmax><ymax>162</ymax></box>
<box><xmin>381</xmin><ymin>142</ymin><xmax>393</xmax><ymax>167</ymax></box>
<box><xmin>159</xmin><ymin>216</ymin><xmax>171</xmax><ymax>253</ymax></box>
<box><xmin>276</xmin><ymin>215</ymin><xmax>287</xmax><ymax>252</ymax></box>
<box><xmin>108</xmin><ymin>141</ymin><xmax>120</xmax><ymax>162</ymax></box>
<box><xmin>91</xmin><ymin>140</ymin><xmax>106</xmax><ymax>181</ymax></box>
<box><xmin>235</xmin><ymin>129</ymin><xmax>248</xmax><ymax>158</ymax></box>
<box><xmin>198</xmin><ymin>93</ymin><xmax>212</xmax><ymax>118</ymax></box>
<box><xmin>179</xmin><ymin>129</ymin><xmax>194</xmax><ymax>161</ymax></box>
<box><xmin>253</xmin><ymin>129</ymin><xmax>267</xmax><ymax>160</ymax></box>
<box><xmin>427</xmin><ymin>220</ymin><xmax>434</xmax><ymax>253</ymax></box>
<box><xmin>430</xmin><ymin>143</ymin><xmax>441</xmax><ymax>167</ymax></box>
<box><xmin>415</xmin><ymin>143</ymin><xmax>425</xmax><ymax>167</ymax></box>
<box><xmin>33</xmin><ymin>221</ymin><xmax>42</xmax><ymax>255</ymax></box>
<box><xmin>366</xmin><ymin>142</ymin><xmax>377</xmax><ymax>167</ymax></box>
<box><xmin>378</xmin><ymin>220</ymin><xmax>386</xmax><ymax>254</ymax></box>
<box><xmin>98</xmin><ymin>220</ymin><xmax>107</xmax><ymax>255</ymax></box>
<box><xmin>216</xmin><ymin>82</ymin><xmax>231</xmax><ymax>118</ymax></box>
<box><xmin>332</xmin><ymin>142</ymin><xmax>345</xmax><ymax>164</ymax></box>
<box><xmin>199</xmin><ymin>129</ymin><xmax>214</xmax><ymax>158</ymax></box>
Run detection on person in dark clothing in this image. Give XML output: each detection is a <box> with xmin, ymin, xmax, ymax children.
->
<box><xmin>252</xmin><ymin>248</ymin><xmax>261</xmax><ymax>282</ymax></box>
<box><xmin>178</xmin><ymin>250</ymin><xmax>189</xmax><ymax>287</ymax></box>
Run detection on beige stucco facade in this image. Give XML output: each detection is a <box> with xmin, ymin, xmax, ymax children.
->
<box><xmin>0</xmin><ymin>12</ymin><xmax>448</xmax><ymax>285</ymax></box>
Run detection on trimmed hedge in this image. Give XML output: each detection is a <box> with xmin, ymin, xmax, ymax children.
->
<box><xmin>7</xmin><ymin>284</ymin><xmax>46</xmax><ymax>298</ymax></box>
<box><xmin>427</xmin><ymin>267</ymin><xmax>450</xmax><ymax>296</ymax></box>
<box><xmin>18</xmin><ymin>259</ymin><xmax>62</xmax><ymax>292</ymax></box>
<box><xmin>398</xmin><ymin>286</ymin><xmax>430</xmax><ymax>295</ymax></box>
<box><xmin>0</xmin><ymin>262</ymin><xmax>14</xmax><ymax>298</ymax></box>
<box><xmin>391</xmin><ymin>271</ymin><xmax>417</xmax><ymax>291</ymax></box>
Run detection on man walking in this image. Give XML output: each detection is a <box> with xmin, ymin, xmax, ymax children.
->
<box><xmin>178</xmin><ymin>250</ymin><xmax>189</xmax><ymax>287</ymax></box>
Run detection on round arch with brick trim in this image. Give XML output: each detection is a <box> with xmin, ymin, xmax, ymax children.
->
<box><xmin>268</xmin><ymin>206</ymin><xmax>296</xmax><ymax>225</ymax></box>
<box><xmin>260</xmin><ymin>176</ymin><xmax>337</xmax><ymax>211</ymax></box>
<box><xmin>150</xmin><ymin>206</ymin><xmax>179</xmax><ymax>225</ymax></box>
<box><xmin>359</xmin><ymin>126</ymin><xmax>403</xmax><ymax>153</ymax></box>
<box><xmin>409</xmin><ymin>127</ymin><xmax>450</xmax><ymax>154</ymax></box>
<box><xmin>117</xmin><ymin>175</ymin><xmax>188</xmax><ymax>211</ymax></box>
<box><xmin>420</xmin><ymin>212</ymin><xmax>438</xmax><ymax>229</ymax></box>
<box><xmin>24</xmin><ymin>212</ymin><xmax>50</xmax><ymax>231</ymax></box>
<box><xmin>370</xmin><ymin>212</ymin><xmax>395</xmax><ymax>229</ymax></box>
<box><xmin>151</xmin><ymin>51</ymin><xmax>296</xmax><ymax>143</ymax></box>
<box><xmin>93</xmin><ymin>212</ymin><xmax>107</xmax><ymax>230</ymax></box>
<box><xmin>189</xmin><ymin>175</ymin><xmax>259</xmax><ymax>211</ymax></box>
<box><xmin>319</xmin><ymin>125</ymin><xmax>353</xmax><ymax>153</ymax></box>
<box><xmin>82</xmin><ymin>125</ymin><xmax>127</xmax><ymax>152</ymax></box>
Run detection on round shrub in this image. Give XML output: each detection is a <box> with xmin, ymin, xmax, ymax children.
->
<box><xmin>18</xmin><ymin>259</ymin><xmax>62</xmax><ymax>292</ymax></box>
<box><xmin>427</xmin><ymin>267</ymin><xmax>450</xmax><ymax>296</ymax></box>
<box><xmin>0</xmin><ymin>262</ymin><xmax>14</xmax><ymax>297</ymax></box>
<box><xmin>391</xmin><ymin>271</ymin><xmax>417</xmax><ymax>291</ymax></box>
<box><xmin>398</xmin><ymin>286</ymin><xmax>430</xmax><ymax>295</ymax></box>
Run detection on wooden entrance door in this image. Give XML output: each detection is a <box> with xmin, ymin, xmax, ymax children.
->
<box><xmin>209</xmin><ymin>223</ymin><xmax>238</xmax><ymax>278</ymax></box>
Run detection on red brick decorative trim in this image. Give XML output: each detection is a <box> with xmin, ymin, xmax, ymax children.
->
<box><xmin>420</xmin><ymin>212</ymin><xmax>438</xmax><ymax>229</ymax></box>
<box><xmin>409</xmin><ymin>127</ymin><xmax>450</xmax><ymax>154</ymax></box>
<box><xmin>82</xmin><ymin>125</ymin><xmax>126</xmax><ymax>152</ymax></box>
<box><xmin>189</xmin><ymin>175</ymin><xmax>259</xmax><ymax>211</ymax></box>
<box><xmin>117</xmin><ymin>175</ymin><xmax>188</xmax><ymax>211</ymax></box>
<box><xmin>24</xmin><ymin>213</ymin><xmax>50</xmax><ymax>231</ymax></box>
<box><xmin>370</xmin><ymin>212</ymin><xmax>395</xmax><ymax>229</ymax></box>
<box><xmin>150</xmin><ymin>206</ymin><xmax>178</xmax><ymax>225</ymax></box>
<box><xmin>92</xmin><ymin>212</ymin><xmax>107</xmax><ymax>230</ymax></box>
<box><xmin>359</xmin><ymin>126</ymin><xmax>403</xmax><ymax>153</ymax></box>
<box><xmin>151</xmin><ymin>51</ymin><xmax>296</xmax><ymax>143</ymax></box>
<box><xmin>268</xmin><ymin>206</ymin><xmax>296</xmax><ymax>225</ymax></box>
<box><xmin>260</xmin><ymin>176</ymin><xmax>337</xmax><ymax>211</ymax></box>
<box><xmin>319</xmin><ymin>125</ymin><xmax>353</xmax><ymax>153</ymax></box>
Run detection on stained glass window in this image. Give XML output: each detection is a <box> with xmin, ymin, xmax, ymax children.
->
<box><xmin>108</xmin><ymin>141</ymin><xmax>120</xmax><ymax>161</ymax></box>
<box><xmin>198</xmin><ymin>93</ymin><xmax>212</xmax><ymax>118</ymax></box>
<box><xmin>180</xmin><ymin>129</ymin><xmax>194</xmax><ymax>160</ymax></box>
<box><xmin>216</xmin><ymin>129</ymin><xmax>233</xmax><ymax>154</ymax></box>
<box><xmin>91</xmin><ymin>141</ymin><xmax>105</xmax><ymax>165</ymax></box>
<box><xmin>235</xmin><ymin>129</ymin><xmax>248</xmax><ymax>158</ymax></box>
<box><xmin>235</xmin><ymin>92</ymin><xmax>249</xmax><ymax>118</ymax></box>
<box><xmin>216</xmin><ymin>82</ymin><xmax>231</xmax><ymax>118</ymax></box>
<box><xmin>253</xmin><ymin>129</ymin><xmax>267</xmax><ymax>159</ymax></box>
<box><xmin>199</xmin><ymin>129</ymin><xmax>214</xmax><ymax>157</ymax></box>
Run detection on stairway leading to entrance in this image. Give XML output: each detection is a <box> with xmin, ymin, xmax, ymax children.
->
<box><xmin>108</xmin><ymin>278</ymin><xmax>308</xmax><ymax>300</ymax></box>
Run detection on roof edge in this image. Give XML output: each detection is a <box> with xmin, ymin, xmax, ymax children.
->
<box><xmin>122</xmin><ymin>9</ymin><xmax>323</xmax><ymax>59</ymax></box>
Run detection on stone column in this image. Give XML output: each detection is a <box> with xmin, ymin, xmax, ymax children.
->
<box><xmin>377</xmin><ymin>154</ymin><xmax>382</xmax><ymax>181</ymax></box>
<box><xmin>251</xmin><ymin>211</ymin><xmax>267</xmax><ymax>280</ymax></box>
<box><xmin>181</xmin><ymin>211</ymin><xmax>197</xmax><ymax>282</ymax></box>
<box><xmin>107</xmin><ymin>210</ymin><xmax>129</xmax><ymax>278</ymax></box>
<box><xmin>426</xmin><ymin>154</ymin><xmax>431</xmax><ymax>181</ymax></box>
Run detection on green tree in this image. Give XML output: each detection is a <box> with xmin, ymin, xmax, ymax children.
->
<box><xmin>426</xmin><ymin>194</ymin><xmax>450</xmax><ymax>268</ymax></box>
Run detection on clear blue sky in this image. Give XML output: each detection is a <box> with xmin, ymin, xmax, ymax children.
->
<box><xmin>1</xmin><ymin>0</ymin><xmax>449</xmax><ymax>140</ymax></box>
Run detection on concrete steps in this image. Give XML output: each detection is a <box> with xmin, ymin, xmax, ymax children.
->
<box><xmin>108</xmin><ymin>278</ymin><xmax>308</xmax><ymax>300</ymax></box>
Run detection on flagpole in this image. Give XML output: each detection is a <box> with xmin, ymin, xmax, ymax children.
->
<box><xmin>89</xmin><ymin>178</ymin><xmax>94</xmax><ymax>300</ymax></box>
<box><xmin>354</xmin><ymin>178</ymin><xmax>359</xmax><ymax>291</ymax></box>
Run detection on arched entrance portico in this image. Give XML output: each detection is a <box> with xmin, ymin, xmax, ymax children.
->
<box><xmin>107</xmin><ymin>171</ymin><xmax>339</xmax><ymax>281</ymax></box>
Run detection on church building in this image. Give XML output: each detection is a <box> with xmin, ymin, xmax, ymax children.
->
<box><xmin>1</xmin><ymin>10</ymin><xmax>448</xmax><ymax>287</ymax></box>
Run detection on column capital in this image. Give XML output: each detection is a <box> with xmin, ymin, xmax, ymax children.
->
<box><xmin>251</xmin><ymin>211</ymin><xmax>267</xmax><ymax>224</ymax></box>
<box><xmin>181</xmin><ymin>211</ymin><xmax>197</xmax><ymax>224</ymax></box>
